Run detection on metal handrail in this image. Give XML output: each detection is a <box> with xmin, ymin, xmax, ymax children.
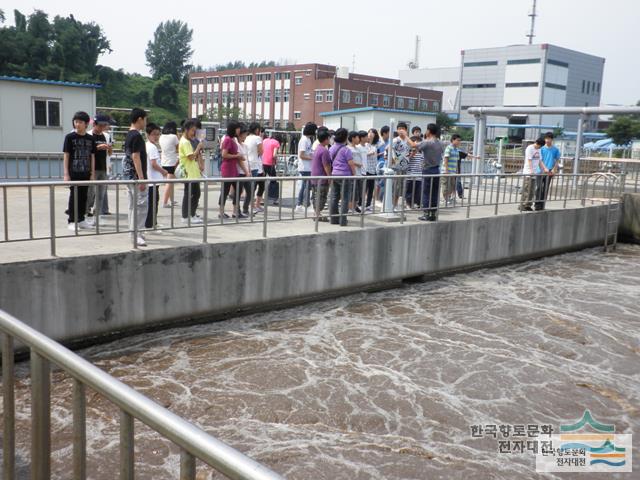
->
<box><xmin>0</xmin><ymin>308</ymin><xmax>285</xmax><ymax>480</ymax></box>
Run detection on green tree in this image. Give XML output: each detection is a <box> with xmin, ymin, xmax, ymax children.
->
<box><xmin>436</xmin><ymin>112</ymin><xmax>455</xmax><ymax>133</ymax></box>
<box><xmin>145</xmin><ymin>20</ymin><xmax>193</xmax><ymax>82</ymax></box>
<box><xmin>0</xmin><ymin>9</ymin><xmax>5</xmax><ymax>24</ymax></box>
<box><xmin>152</xmin><ymin>74</ymin><xmax>178</xmax><ymax>110</ymax></box>
<box><xmin>606</xmin><ymin>116</ymin><xmax>640</xmax><ymax>146</ymax></box>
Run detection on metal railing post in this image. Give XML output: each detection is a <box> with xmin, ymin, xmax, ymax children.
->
<box><xmin>49</xmin><ymin>185</ymin><xmax>56</xmax><ymax>257</ymax></box>
<box><xmin>3</xmin><ymin>186</ymin><xmax>8</xmax><ymax>241</ymax></box>
<box><xmin>31</xmin><ymin>349</ymin><xmax>51</xmax><ymax>480</ymax></box>
<box><xmin>203</xmin><ymin>180</ymin><xmax>208</xmax><ymax>243</ymax></box>
<box><xmin>2</xmin><ymin>333</ymin><xmax>15</xmax><ymax>479</ymax></box>
<box><xmin>120</xmin><ymin>410</ymin><xmax>134</xmax><ymax>480</ymax></box>
<box><xmin>494</xmin><ymin>174</ymin><xmax>501</xmax><ymax>215</ymax></box>
<box><xmin>73</xmin><ymin>379</ymin><xmax>87</xmax><ymax>480</ymax></box>
<box><xmin>132</xmin><ymin>181</ymin><xmax>138</xmax><ymax>249</ymax></box>
<box><xmin>180</xmin><ymin>449</ymin><xmax>196</xmax><ymax>480</ymax></box>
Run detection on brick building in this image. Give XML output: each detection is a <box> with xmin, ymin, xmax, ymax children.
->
<box><xmin>189</xmin><ymin>63</ymin><xmax>442</xmax><ymax>129</ymax></box>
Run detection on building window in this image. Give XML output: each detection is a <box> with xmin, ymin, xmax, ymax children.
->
<box><xmin>305</xmin><ymin>70</ymin><xmax>311</xmax><ymax>76</ymax></box>
<box><xmin>506</xmin><ymin>58</ymin><xmax>541</xmax><ymax>65</ymax></box>
<box><xmin>582</xmin><ymin>80</ymin><xmax>586</xmax><ymax>94</ymax></box>
<box><xmin>191</xmin><ymin>78</ymin><xmax>198</xmax><ymax>87</ymax></box>
<box><xmin>238</xmin><ymin>92</ymin><xmax>244</xmax><ymax>103</ymax></box>
<box><xmin>274</xmin><ymin>89</ymin><xmax>282</xmax><ymax>102</ymax></box>
<box><xmin>545</xmin><ymin>82</ymin><xmax>567</xmax><ymax>91</ymax></box>
<box><xmin>396</xmin><ymin>97</ymin><xmax>405</xmax><ymax>109</ymax></box>
<box><xmin>294</xmin><ymin>111</ymin><xmax>301</xmax><ymax>120</ymax></box>
<box><xmin>315</xmin><ymin>91</ymin><xmax>323</xmax><ymax>102</ymax></box>
<box><xmin>295</xmin><ymin>76</ymin><xmax>303</xmax><ymax>85</ymax></box>
<box><xmin>382</xmin><ymin>95</ymin><xmax>391</xmax><ymax>107</ymax></box>
<box><xmin>505</xmin><ymin>82</ymin><xmax>539</xmax><ymax>88</ymax></box>
<box><xmin>245</xmin><ymin>92</ymin><xmax>252</xmax><ymax>103</ymax></box>
<box><xmin>432</xmin><ymin>101</ymin><xmax>440</xmax><ymax>112</ymax></box>
<box><xmin>341</xmin><ymin>90</ymin><xmax>351</xmax><ymax>103</ymax></box>
<box><xmin>597</xmin><ymin>82</ymin><xmax>601</xmax><ymax>94</ymax></box>
<box><xmin>326</xmin><ymin>91</ymin><xmax>333</xmax><ymax>102</ymax></box>
<box><xmin>264</xmin><ymin>90</ymin><xmax>271</xmax><ymax>102</ymax></box>
<box><xmin>284</xmin><ymin>72</ymin><xmax>291</xmax><ymax>80</ymax></box>
<box><xmin>283</xmin><ymin>89</ymin><xmax>290</xmax><ymax>102</ymax></box>
<box><xmin>304</xmin><ymin>93</ymin><xmax>310</xmax><ymax>101</ymax></box>
<box><xmin>206</xmin><ymin>78</ymin><xmax>213</xmax><ymax>85</ymax></box>
<box><xmin>548</xmin><ymin>59</ymin><xmax>569</xmax><ymax>68</ymax></box>
<box><xmin>274</xmin><ymin>72</ymin><xmax>282</xmax><ymax>80</ymax></box>
<box><xmin>463</xmin><ymin>61</ymin><xmax>498</xmax><ymax>67</ymax></box>
<box><xmin>419</xmin><ymin>99</ymin><xmax>429</xmax><ymax>111</ymax></box>
<box><xmin>586</xmin><ymin>82</ymin><xmax>591</xmax><ymax>94</ymax></box>
<box><xmin>462</xmin><ymin>83</ymin><xmax>497</xmax><ymax>89</ymax></box>
<box><xmin>256</xmin><ymin>91</ymin><xmax>263</xmax><ymax>102</ymax></box>
<box><xmin>370</xmin><ymin>94</ymin><xmax>379</xmax><ymax>106</ymax></box>
<box><xmin>407</xmin><ymin>98</ymin><xmax>416</xmax><ymax>110</ymax></box>
<box><xmin>212</xmin><ymin>93</ymin><xmax>220</xmax><ymax>103</ymax></box>
<box><xmin>354</xmin><ymin>92</ymin><xmax>364</xmax><ymax>105</ymax></box>
<box><xmin>33</xmin><ymin>98</ymin><xmax>61</xmax><ymax>128</ymax></box>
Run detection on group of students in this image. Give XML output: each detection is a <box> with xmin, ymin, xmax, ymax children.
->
<box><xmin>62</xmin><ymin>108</ymin><xmax>563</xmax><ymax>246</ymax></box>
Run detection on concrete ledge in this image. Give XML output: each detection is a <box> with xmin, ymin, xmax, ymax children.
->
<box><xmin>0</xmin><ymin>206</ymin><xmax>609</xmax><ymax>344</ymax></box>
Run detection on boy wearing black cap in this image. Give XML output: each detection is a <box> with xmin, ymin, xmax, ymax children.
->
<box><xmin>86</xmin><ymin>114</ymin><xmax>113</xmax><ymax>222</ymax></box>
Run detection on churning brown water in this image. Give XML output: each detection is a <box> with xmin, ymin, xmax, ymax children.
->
<box><xmin>3</xmin><ymin>245</ymin><xmax>640</xmax><ymax>479</ymax></box>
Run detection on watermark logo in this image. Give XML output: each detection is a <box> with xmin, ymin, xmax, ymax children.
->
<box><xmin>535</xmin><ymin>410</ymin><xmax>632</xmax><ymax>472</ymax></box>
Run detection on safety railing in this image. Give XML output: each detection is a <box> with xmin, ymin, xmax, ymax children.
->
<box><xmin>0</xmin><ymin>308</ymin><xmax>285</xmax><ymax>480</ymax></box>
<box><xmin>0</xmin><ymin>172</ymin><xmax>624</xmax><ymax>258</ymax></box>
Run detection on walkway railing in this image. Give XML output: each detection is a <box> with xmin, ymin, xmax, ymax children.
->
<box><xmin>0</xmin><ymin>172</ymin><xmax>624</xmax><ymax>256</ymax></box>
<box><xmin>0</xmin><ymin>308</ymin><xmax>285</xmax><ymax>480</ymax></box>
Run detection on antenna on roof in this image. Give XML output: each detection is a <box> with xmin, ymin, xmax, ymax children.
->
<box><xmin>407</xmin><ymin>35</ymin><xmax>421</xmax><ymax>69</ymax></box>
<box><xmin>527</xmin><ymin>0</ymin><xmax>538</xmax><ymax>45</ymax></box>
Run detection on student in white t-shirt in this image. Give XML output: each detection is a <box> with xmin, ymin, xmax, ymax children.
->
<box><xmin>519</xmin><ymin>137</ymin><xmax>544</xmax><ymax>212</ymax></box>
<box><xmin>295</xmin><ymin>123</ymin><xmax>318</xmax><ymax>212</ymax></box>
<box><xmin>159</xmin><ymin>121</ymin><xmax>180</xmax><ymax>208</ymax></box>
<box><xmin>245</xmin><ymin>122</ymin><xmax>265</xmax><ymax>213</ymax></box>
<box><xmin>145</xmin><ymin>123</ymin><xmax>168</xmax><ymax>228</ymax></box>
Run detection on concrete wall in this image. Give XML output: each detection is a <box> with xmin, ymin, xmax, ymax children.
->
<box><xmin>0</xmin><ymin>206</ymin><xmax>610</xmax><ymax>345</ymax></box>
<box><xmin>620</xmin><ymin>193</ymin><xmax>640</xmax><ymax>243</ymax></box>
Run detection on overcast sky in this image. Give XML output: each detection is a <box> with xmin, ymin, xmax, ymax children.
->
<box><xmin>3</xmin><ymin>0</ymin><xmax>638</xmax><ymax>105</ymax></box>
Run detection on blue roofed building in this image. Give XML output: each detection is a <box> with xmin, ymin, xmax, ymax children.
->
<box><xmin>0</xmin><ymin>76</ymin><xmax>100</xmax><ymax>152</ymax></box>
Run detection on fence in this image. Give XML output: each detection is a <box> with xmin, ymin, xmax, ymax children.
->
<box><xmin>0</xmin><ymin>308</ymin><xmax>285</xmax><ymax>480</ymax></box>
<box><xmin>0</xmin><ymin>172</ymin><xmax>625</xmax><ymax>257</ymax></box>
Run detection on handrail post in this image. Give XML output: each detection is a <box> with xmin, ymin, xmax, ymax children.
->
<box><xmin>49</xmin><ymin>185</ymin><xmax>56</xmax><ymax>257</ymax></box>
<box><xmin>202</xmin><ymin>180</ymin><xmax>208</xmax><ymax>244</ymax></box>
<box><xmin>180</xmin><ymin>449</ymin><xmax>196</xmax><ymax>480</ymax></box>
<box><xmin>2</xmin><ymin>333</ymin><xmax>15</xmax><ymax>479</ymax></box>
<box><xmin>73</xmin><ymin>379</ymin><xmax>87</xmax><ymax>480</ymax></box>
<box><xmin>31</xmin><ymin>349</ymin><xmax>51</xmax><ymax>480</ymax></box>
<box><xmin>120</xmin><ymin>410</ymin><xmax>134</xmax><ymax>480</ymax></box>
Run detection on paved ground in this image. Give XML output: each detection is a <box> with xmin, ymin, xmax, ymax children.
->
<box><xmin>0</xmin><ymin>180</ymin><xmax>611</xmax><ymax>264</ymax></box>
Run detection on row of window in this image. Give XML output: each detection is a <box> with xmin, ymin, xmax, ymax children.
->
<box><xmin>314</xmin><ymin>89</ymin><xmax>334</xmax><ymax>103</ymax></box>
<box><xmin>192</xmin><ymin>72</ymin><xmax>295</xmax><ymax>86</ymax></box>
<box><xmin>463</xmin><ymin>82</ymin><xmax>568</xmax><ymax>91</ymax></box>
<box><xmin>339</xmin><ymin>90</ymin><xmax>439</xmax><ymax>111</ymax></box>
<box><xmin>582</xmin><ymin>80</ymin><xmax>601</xmax><ymax>95</ymax></box>
<box><xmin>464</xmin><ymin>58</ymin><xmax>570</xmax><ymax>68</ymax></box>
<box><xmin>193</xmin><ymin>88</ymin><xmax>292</xmax><ymax>105</ymax></box>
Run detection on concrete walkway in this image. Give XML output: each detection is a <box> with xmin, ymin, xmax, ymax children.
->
<box><xmin>0</xmin><ymin>181</ymin><xmax>611</xmax><ymax>264</ymax></box>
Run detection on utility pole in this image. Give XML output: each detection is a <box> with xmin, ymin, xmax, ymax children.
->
<box><xmin>527</xmin><ymin>0</ymin><xmax>538</xmax><ymax>45</ymax></box>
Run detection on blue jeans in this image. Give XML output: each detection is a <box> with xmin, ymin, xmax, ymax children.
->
<box><xmin>421</xmin><ymin>166</ymin><xmax>440</xmax><ymax>213</ymax></box>
<box><xmin>297</xmin><ymin>171</ymin><xmax>311</xmax><ymax>207</ymax></box>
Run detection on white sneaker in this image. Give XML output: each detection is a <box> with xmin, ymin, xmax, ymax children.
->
<box><xmin>190</xmin><ymin>216</ymin><xmax>203</xmax><ymax>224</ymax></box>
<box><xmin>181</xmin><ymin>217</ymin><xmax>189</xmax><ymax>224</ymax></box>
<box><xmin>365</xmin><ymin>206</ymin><xmax>373</xmax><ymax>212</ymax></box>
<box><xmin>77</xmin><ymin>220</ymin><xmax>92</xmax><ymax>229</ymax></box>
<box><xmin>295</xmin><ymin>205</ymin><xmax>305</xmax><ymax>213</ymax></box>
<box><xmin>67</xmin><ymin>223</ymin><xmax>77</xmax><ymax>231</ymax></box>
<box><xmin>136</xmin><ymin>236</ymin><xmax>147</xmax><ymax>247</ymax></box>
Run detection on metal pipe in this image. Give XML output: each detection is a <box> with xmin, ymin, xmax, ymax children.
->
<box><xmin>31</xmin><ymin>349</ymin><xmax>51</xmax><ymax>480</ymax></box>
<box><xmin>468</xmin><ymin>106</ymin><xmax>640</xmax><ymax>116</ymax></box>
<box><xmin>574</xmin><ymin>114</ymin><xmax>587</xmax><ymax>183</ymax></box>
<box><xmin>202</xmin><ymin>180</ymin><xmax>208</xmax><ymax>243</ymax></box>
<box><xmin>2</xmin><ymin>333</ymin><xmax>15</xmax><ymax>479</ymax></box>
<box><xmin>0</xmin><ymin>309</ymin><xmax>285</xmax><ymax>480</ymax></box>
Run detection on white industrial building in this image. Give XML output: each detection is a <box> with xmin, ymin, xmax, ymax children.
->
<box><xmin>398</xmin><ymin>67</ymin><xmax>460</xmax><ymax>114</ymax></box>
<box><xmin>0</xmin><ymin>76</ymin><xmax>99</xmax><ymax>152</ymax></box>
<box><xmin>320</xmin><ymin>107</ymin><xmax>437</xmax><ymax>133</ymax></box>
<box><xmin>400</xmin><ymin>43</ymin><xmax>605</xmax><ymax>139</ymax></box>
